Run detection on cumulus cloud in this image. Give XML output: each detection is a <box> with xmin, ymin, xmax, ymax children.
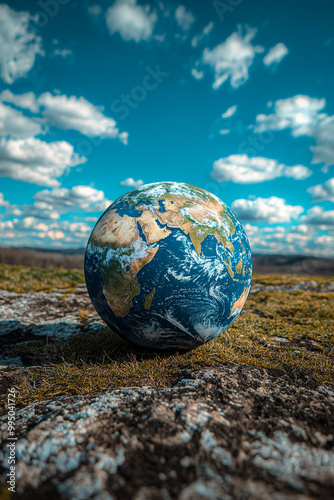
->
<box><xmin>0</xmin><ymin>4</ymin><xmax>44</xmax><ymax>84</ymax></box>
<box><xmin>120</xmin><ymin>177</ymin><xmax>143</xmax><ymax>188</ymax></box>
<box><xmin>211</xmin><ymin>155</ymin><xmax>311</xmax><ymax>184</ymax></box>
<box><xmin>118</xmin><ymin>131</ymin><xmax>129</xmax><ymax>145</ymax></box>
<box><xmin>308</xmin><ymin>177</ymin><xmax>334</xmax><ymax>202</ymax></box>
<box><xmin>231</xmin><ymin>196</ymin><xmax>304</xmax><ymax>223</ymax></box>
<box><xmin>221</xmin><ymin>105</ymin><xmax>237</xmax><ymax>119</ymax></box>
<box><xmin>38</xmin><ymin>93</ymin><xmax>119</xmax><ymax>138</ymax></box>
<box><xmin>191</xmin><ymin>68</ymin><xmax>204</xmax><ymax>80</ymax></box>
<box><xmin>0</xmin><ymin>217</ymin><xmax>94</xmax><ymax>248</ymax></box>
<box><xmin>243</xmin><ymin>224</ymin><xmax>327</xmax><ymax>256</ymax></box>
<box><xmin>34</xmin><ymin>185</ymin><xmax>112</xmax><ymax>213</ymax></box>
<box><xmin>196</xmin><ymin>27</ymin><xmax>264</xmax><ymax>89</ymax></box>
<box><xmin>255</xmin><ymin>95</ymin><xmax>326</xmax><ymax>136</ymax></box>
<box><xmin>0</xmin><ymin>91</ymin><xmax>125</xmax><ymax>139</ymax></box>
<box><xmin>0</xmin><ymin>192</ymin><xmax>9</xmax><ymax>210</ymax></box>
<box><xmin>263</xmin><ymin>43</ymin><xmax>288</xmax><ymax>66</ymax></box>
<box><xmin>106</xmin><ymin>0</ymin><xmax>157</xmax><ymax>42</ymax></box>
<box><xmin>254</xmin><ymin>95</ymin><xmax>334</xmax><ymax>169</ymax></box>
<box><xmin>191</xmin><ymin>22</ymin><xmax>213</xmax><ymax>47</ymax></box>
<box><xmin>0</xmin><ymin>137</ymin><xmax>86</xmax><ymax>187</ymax></box>
<box><xmin>0</xmin><ymin>102</ymin><xmax>42</xmax><ymax>138</ymax></box>
<box><xmin>0</xmin><ymin>89</ymin><xmax>40</xmax><ymax>113</ymax></box>
<box><xmin>310</xmin><ymin>116</ymin><xmax>334</xmax><ymax>169</ymax></box>
<box><xmin>301</xmin><ymin>206</ymin><xmax>334</xmax><ymax>225</ymax></box>
<box><xmin>175</xmin><ymin>6</ymin><xmax>195</xmax><ymax>31</ymax></box>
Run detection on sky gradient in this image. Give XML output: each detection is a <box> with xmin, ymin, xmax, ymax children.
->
<box><xmin>0</xmin><ymin>0</ymin><xmax>334</xmax><ymax>256</ymax></box>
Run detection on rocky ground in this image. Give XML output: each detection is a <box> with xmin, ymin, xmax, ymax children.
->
<box><xmin>1</xmin><ymin>365</ymin><xmax>334</xmax><ymax>499</ymax></box>
<box><xmin>0</xmin><ymin>284</ymin><xmax>100</xmax><ymax>366</ymax></box>
<box><xmin>1</xmin><ymin>279</ymin><xmax>333</xmax><ymax>368</ymax></box>
<box><xmin>0</xmin><ymin>279</ymin><xmax>334</xmax><ymax>499</ymax></box>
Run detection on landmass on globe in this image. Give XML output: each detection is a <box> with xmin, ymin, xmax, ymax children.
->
<box><xmin>85</xmin><ymin>182</ymin><xmax>252</xmax><ymax>349</ymax></box>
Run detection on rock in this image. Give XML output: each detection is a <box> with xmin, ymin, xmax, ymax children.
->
<box><xmin>1</xmin><ymin>365</ymin><xmax>334</xmax><ymax>499</ymax></box>
<box><xmin>0</xmin><ymin>288</ymin><xmax>103</xmax><ymax>362</ymax></box>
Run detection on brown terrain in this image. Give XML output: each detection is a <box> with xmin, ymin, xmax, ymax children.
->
<box><xmin>1</xmin><ymin>245</ymin><xmax>333</xmax><ymax>275</ymax></box>
<box><xmin>0</xmin><ymin>248</ymin><xmax>333</xmax><ymax>499</ymax></box>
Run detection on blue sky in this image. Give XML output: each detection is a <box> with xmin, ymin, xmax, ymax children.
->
<box><xmin>0</xmin><ymin>0</ymin><xmax>334</xmax><ymax>256</ymax></box>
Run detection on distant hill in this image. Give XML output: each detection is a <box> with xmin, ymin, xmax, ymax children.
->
<box><xmin>252</xmin><ymin>254</ymin><xmax>334</xmax><ymax>276</ymax></box>
<box><xmin>0</xmin><ymin>246</ymin><xmax>85</xmax><ymax>269</ymax></box>
<box><xmin>0</xmin><ymin>246</ymin><xmax>333</xmax><ymax>275</ymax></box>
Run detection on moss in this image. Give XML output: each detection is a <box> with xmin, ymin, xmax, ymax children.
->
<box><xmin>0</xmin><ymin>263</ymin><xmax>84</xmax><ymax>293</ymax></box>
<box><xmin>252</xmin><ymin>274</ymin><xmax>334</xmax><ymax>286</ymax></box>
<box><xmin>0</xmin><ymin>271</ymin><xmax>333</xmax><ymax>416</ymax></box>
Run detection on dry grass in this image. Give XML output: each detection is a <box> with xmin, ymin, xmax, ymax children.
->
<box><xmin>0</xmin><ymin>263</ymin><xmax>84</xmax><ymax>293</ymax></box>
<box><xmin>0</xmin><ymin>265</ymin><xmax>333</xmax><ymax>416</ymax></box>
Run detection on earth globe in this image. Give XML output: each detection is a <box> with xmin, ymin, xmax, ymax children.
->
<box><xmin>84</xmin><ymin>182</ymin><xmax>252</xmax><ymax>350</ymax></box>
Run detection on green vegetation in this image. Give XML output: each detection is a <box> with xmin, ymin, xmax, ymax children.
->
<box><xmin>0</xmin><ymin>263</ymin><xmax>84</xmax><ymax>293</ymax></box>
<box><xmin>0</xmin><ymin>264</ymin><xmax>333</xmax><ymax>416</ymax></box>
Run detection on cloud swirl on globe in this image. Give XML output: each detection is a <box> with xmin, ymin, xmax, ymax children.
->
<box><xmin>84</xmin><ymin>182</ymin><xmax>252</xmax><ymax>349</ymax></box>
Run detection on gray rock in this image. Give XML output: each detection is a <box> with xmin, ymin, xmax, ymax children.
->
<box><xmin>1</xmin><ymin>365</ymin><xmax>334</xmax><ymax>499</ymax></box>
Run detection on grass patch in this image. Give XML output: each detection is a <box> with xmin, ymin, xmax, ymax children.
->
<box><xmin>1</xmin><ymin>263</ymin><xmax>333</xmax><ymax>293</ymax></box>
<box><xmin>252</xmin><ymin>273</ymin><xmax>334</xmax><ymax>286</ymax></box>
<box><xmin>0</xmin><ymin>263</ymin><xmax>84</xmax><ymax>293</ymax></box>
<box><xmin>1</xmin><ymin>283</ymin><xmax>333</xmax><ymax>416</ymax></box>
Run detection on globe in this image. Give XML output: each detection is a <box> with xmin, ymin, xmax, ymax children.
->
<box><xmin>84</xmin><ymin>182</ymin><xmax>252</xmax><ymax>350</ymax></box>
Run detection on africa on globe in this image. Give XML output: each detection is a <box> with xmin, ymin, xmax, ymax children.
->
<box><xmin>84</xmin><ymin>182</ymin><xmax>252</xmax><ymax>349</ymax></box>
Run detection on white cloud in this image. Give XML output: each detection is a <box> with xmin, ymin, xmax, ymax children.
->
<box><xmin>221</xmin><ymin>105</ymin><xmax>237</xmax><ymax>119</ymax></box>
<box><xmin>231</xmin><ymin>196</ymin><xmax>304</xmax><ymax>223</ymax></box>
<box><xmin>301</xmin><ymin>206</ymin><xmax>334</xmax><ymax>225</ymax></box>
<box><xmin>191</xmin><ymin>68</ymin><xmax>204</xmax><ymax>80</ymax></box>
<box><xmin>0</xmin><ymin>89</ymin><xmax>40</xmax><ymax>113</ymax></box>
<box><xmin>118</xmin><ymin>131</ymin><xmax>128</xmax><ymax>145</ymax></box>
<box><xmin>263</xmin><ymin>43</ymin><xmax>288</xmax><ymax>66</ymax></box>
<box><xmin>106</xmin><ymin>0</ymin><xmax>157</xmax><ymax>42</ymax></box>
<box><xmin>18</xmin><ymin>202</ymin><xmax>60</xmax><ymax>220</ymax></box>
<box><xmin>291</xmin><ymin>224</ymin><xmax>309</xmax><ymax>234</ymax></box>
<box><xmin>245</xmin><ymin>224</ymin><xmax>323</xmax><ymax>256</ymax></box>
<box><xmin>54</xmin><ymin>48</ymin><xmax>73</xmax><ymax>58</ymax></box>
<box><xmin>308</xmin><ymin>177</ymin><xmax>334</xmax><ymax>202</ymax></box>
<box><xmin>0</xmin><ymin>91</ymin><xmax>125</xmax><ymax>139</ymax></box>
<box><xmin>211</xmin><ymin>155</ymin><xmax>311</xmax><ymax>184</ymax></box>
<box><xmin>219</xmin><ymin>129</ymin><xmax>230</xmax><ymax>135</ymax></box>
<box><xmin>9</xmin><ymin>185</ymin><xmax>111</xmax><ymax>221</ymax></box>
<box><xmin>255</xmin><ymin>95</ymin><xmax>326</xmax><ymax>136</ymax></box>
<box><xmin>254</xmin><ymin>95</ymin><xmax>334</xmax><ymax>169</ymax></box>
<box><xmin>310</xmin><ymin>116</ymin><xmax>334</xmax><ymax>169</ymax></box>
<box><xmin>191</xmin><ymin>22</ymin><xmax>213</xmax><ymax>47</ymax></box>
<box><xmin>38</xmin><ymin>93</ymin><xmax>119</xmax><ymax>138</ymax></box>
<box><xmin>0</xmin><ymin>137</ymin><xmax>86</xmax><ymax>187</ymax></box>
<box><xmin>0</xmin><ymin>4</ymin><xmax>44</xmax><ymax>84</ymax></box>
<box><xmin>0</xmin><ymin>192</ymin><xmax>9</xmax><ymax>209</ymax></box>
<box><xmin>0</xmin><ymin>217</ymin><xmax>94</xmax><ymax>248</ymax></box>
<box><xmin>175</xmin><ymin>6</ymin><xmax>195</xmax><ymax>31</ymax></box>
<box><xmin>120</xmin><ymin>177</ymin><xmax>143</xmax><ymax>188</ymax></box>
<box><xmin>0</xmin><ymin>102</ymin><xmax>42</xmax><ymax>138</ymax></box>
<box><xmin>33</xmin><ymin>185</ymin><xmax>112</xmax><ymax>213</ymax></box>
<box><xmin>197</xmin><ymin>27</ymin><xmax>264</xmax><ymax>89</ymax></box>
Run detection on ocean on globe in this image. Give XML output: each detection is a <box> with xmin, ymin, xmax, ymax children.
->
<box><xmin>84</xmin><ymin>182</ymin><xmax>252</xmax><ymax>350</ymax></box>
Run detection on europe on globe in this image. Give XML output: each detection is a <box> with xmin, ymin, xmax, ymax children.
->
<box><xmin>84</xmin><ymin>182</ymin><xmax>252</xmax><ymax>349</ymax></box>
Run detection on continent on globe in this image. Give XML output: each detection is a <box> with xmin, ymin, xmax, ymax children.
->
<box><xmin>85</xmin><ymin>182</ymin><xmax>252</xmax><ymax>349</ymax></box>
